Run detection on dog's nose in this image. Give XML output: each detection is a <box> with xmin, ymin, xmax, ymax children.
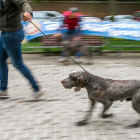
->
<box><xmin>61</xmin><ymin>80</ymin><xmax>64</xmax><ymax>84</ymax></box>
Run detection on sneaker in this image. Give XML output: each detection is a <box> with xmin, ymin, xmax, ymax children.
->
<box><xmin>0</xmin><ymin>90</ymin><xmax>9</xmax><ymax>99</ymax></box>
<box><xmin>32</xmin><ymin>90</ymin><xmax>45</xmax><ymax>101</ymax></box>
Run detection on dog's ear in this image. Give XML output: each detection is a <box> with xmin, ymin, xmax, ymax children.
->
<box><xmin>74</xmin><ymin>77</ymin><xmax>85</xmax><ymax>92</ymax></box>
<box><xmin>69</xmin><ymin>73</ymin><xmax>85</xmax><ymax>91</ymax></box>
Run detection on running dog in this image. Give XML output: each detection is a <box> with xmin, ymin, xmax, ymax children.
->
<box><xmin>61</xmin><ymin>70</ymin><xmax>140</xmax><ymax>128</ymax></box>
<box><xmin>52</xmin><ymin>34</ymin><xmax>93</xmax><ymax>65</ymax></box>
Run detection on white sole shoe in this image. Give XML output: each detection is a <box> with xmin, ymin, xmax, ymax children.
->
<box><xmin>0</xmin><ymin>90</ymin><xmax>9</xmax><ymax>99</ymax></box>
<box><xmin>32</xmin><ymin>90</ymin><xmax>45</xmax><ymax>102</ymax></box>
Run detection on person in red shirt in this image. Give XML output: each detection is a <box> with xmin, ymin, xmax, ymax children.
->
<box><xmin>62</xmin><ymin>7</ymin><xmax>81</xmax><ymax>41</ymax></box>
<box><xmin>58</xmin><ymin>7</ymin><xmax>83</xmax><ymax>61</ymax></box>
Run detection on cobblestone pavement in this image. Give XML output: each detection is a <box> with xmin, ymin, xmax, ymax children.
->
<box><xmin>1</xmin><ymin>54</ymin><xmax>140</xmax><ymax>140</ymax></box>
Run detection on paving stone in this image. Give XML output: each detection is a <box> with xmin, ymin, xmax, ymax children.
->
<box><xmin>1</xmin><ymin>54</ymin><xmax>140</xmax><ymax>139</ymax></box>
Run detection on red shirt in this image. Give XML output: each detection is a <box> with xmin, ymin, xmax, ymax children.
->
<box><xmin>63</xmin><ymin>15</ymin><xmax>80</xmax><ymax>30</ymax></box>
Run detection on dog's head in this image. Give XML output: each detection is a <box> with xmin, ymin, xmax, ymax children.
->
<box><xmin>61</xmin><ymin>71</ymin><xmax>86</xmax><ymax>92</ymax></box>
<box><xmin>52</xmin><ymin>33</ymin><xmax>63</xmax><ymax>42</ymax></box>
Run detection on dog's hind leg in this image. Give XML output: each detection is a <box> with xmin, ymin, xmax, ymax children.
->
<box><xmin>101</xmin><ymin>100</ymin><xmax>113</xmax><ymax>118</ymax></box>
<box><xmin>76</xmin><ymin>98</ymin><xmax>96</xmax><ymax>126</ymax></box>
<box><xmin>127</xmin><ymin>91</ymin><xmax>140</xmax><ymax>128</ymax></box>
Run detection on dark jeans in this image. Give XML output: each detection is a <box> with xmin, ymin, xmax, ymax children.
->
<box><xmin>64</xmin><ymin>28</ymin><xmax>81</xmax><ymax>40</ymax></box>
<box><xmin>0</xmin><ymin>29</ymin><xmax>39</xmax><ymax>91</ymax></box>
<box><xmin>62</xmin><ymin>28</ymin><xmax>82</xmax><ymax>58</ymax></box>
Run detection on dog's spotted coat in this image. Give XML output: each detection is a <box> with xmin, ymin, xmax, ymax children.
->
<box><xmin>61</xmin><ymin>71</ymin><xmax>140</xmax><ymax>127</ymax></box>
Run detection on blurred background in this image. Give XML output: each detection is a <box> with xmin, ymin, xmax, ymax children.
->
<box><xmin>30</xmin><ymin>0</ymin><xmax>140</xmax><ymax>18</ymax></box>
<box><xmin>22</xmin><ymin>0</ymin><xmax>140</xmax><ymax>57</ymax></box>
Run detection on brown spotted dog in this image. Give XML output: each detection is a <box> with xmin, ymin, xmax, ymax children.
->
<box><xmin>52</xmin><ymin>34</ymin><xmax>93</xmax><ymax>65</ymax></box>
<box><xmin>61</xmin><ymin>70</ymin><xmax>140</xmax><ymax>128</ymax></box>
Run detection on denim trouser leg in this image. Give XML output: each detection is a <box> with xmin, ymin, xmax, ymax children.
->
<box><xmin>64</xmin><ymin>28</ymin><xmax>81</xmax><ymax>40</ymax></box>
<box><xmin>64</xmin><ymin>30</ymin><xmax>70</xmax><ymax>40</ymax></box>
<box><xmin>2</xmin><ymin>29</ymin><xmax>39</xmax><ymax>92</ymax></box>
<box><xmin>64</xmin><ymin>29</ymin><xmax>82</xmax><ymax>58</ymax></box>
<box><xmin>0</xmin><ymin>36</ymin><xmax>8</xmax><ymax>91</ymax></box>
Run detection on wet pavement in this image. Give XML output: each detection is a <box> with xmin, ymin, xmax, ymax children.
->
<box><xmin>1</xmin><ymin>53</ymin><xmax>140</xmax><ymax>140</ymax></box>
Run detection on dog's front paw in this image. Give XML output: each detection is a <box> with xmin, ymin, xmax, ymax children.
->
<box><xmin>76</xmin><ymin>120</ymin><xmax>88</xmax><ymax>126</ymax></box>
<box><xmin>101</xmin><ymin>114</ymin><xmax>113</xmax><ymax>119</ymax></box>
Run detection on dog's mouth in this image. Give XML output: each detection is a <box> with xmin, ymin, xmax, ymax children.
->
<box><xmin>62</xmin><ymin>84</ymin><xmax>73</xmax><ymax>89</ymax></box>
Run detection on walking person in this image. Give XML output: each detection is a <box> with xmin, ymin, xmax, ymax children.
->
<box><xmin>62</xmin><ymin>7</ymin><xmax>81</xmax><ymax>41</ymax></box>
<box><xmin>0</xmin><ymin>0</ymin><xmax>45</xmax><ymax>100</ymax></box>
<box><xmin>58</xmin><ymin>7</ymin><xmax>83</xmax><ymax>63</ymax></box>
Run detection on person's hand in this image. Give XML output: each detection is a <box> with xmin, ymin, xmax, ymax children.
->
<box><xmin>22</xmin><ymin>12</ymin><xmax>32</xmax><ymax>22</ymax></box>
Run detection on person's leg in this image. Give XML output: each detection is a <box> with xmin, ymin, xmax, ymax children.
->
<box><xmin>60</xmin><ymin>30</ymin><xmax>71</xmax><ymax>58</ymax></box>
<box><xmin>63</xmin><ymin>29</ymin><xmax>71</xmax><ymax>41</ymax></box>
<box><xmin>75</xmin><ymin>52</ymin><xmax>83</xmax><ymax>58</ymax></box>
<box><xmin>0</xmin><ymin>36</ymin><xmax>8</xmax><ymax>91</ymax></box>
<box><xmin>2</xmin><ymin>29</ymin><xmax>39</xmax><ymax>92</ymax></box>
<box><xmin>72</xmin><ymin>28</ymin><xmax>83</xmax><ymax>58</ymax></box>
<box><xmin>73</xmin><ymin>27</ymin><xmax>81</xmax><ymax>42</ymax></box>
